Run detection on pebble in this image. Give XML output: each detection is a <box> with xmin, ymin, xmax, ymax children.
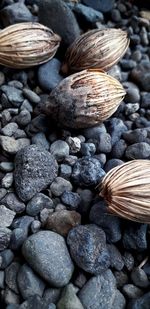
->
<box><xmin>131</xmin><ymin>267</ymin><xmax>149</xmax><ymax>288</ymax></box>
<box><xmin>0</xmin><ymin>136</ymin><xmax>30</xmax><ymax>155</ymax></box>
<box><xmin>125</xmin><ymin>142</ymin><xmax>150</xmax><ymax>159</ymax></box>
<box><xmin>39</xmin><ymin>0</ymin><xmax>80</xmax><ymax>48</ymax></box>
<box><xmin>104</xmin><ymin>158</ymin><xmax>124</xmax><ymax>172</ymax></box>
<box><xmin>3</xmin><ymin>287</ymin><xmax>20</xmax><ymax>305</ymax></box>
<box><xmin>72</xmin><ymin>157</ymin><xmax>105</xmax><ymax>186</ymax></box>
<box><xmin>71</xmin><ymin>3</ymin><xmax>104</xmax><ymax>24</ymax></box>
<box><xmin>1</xmin><ymin>172</ymin><xmax>13</xmax><ymax>188</ymax></box>
<box><xmin>30</xmin><ymin>220</ymin><xmax>41</xmax><ymax>234</ymax></box>
<box><xmin>78</xmin><ymin>269</ymin><xmax>125</xmax><ymax>309</ymax></box>
<box><xmin>123</xmin><ymin>128</ymin><xmax>147</xmax><ymax>144</ymax></box>
<box><xmin>128</xmin><ymin>292</ymin><xmax>150</xmax><ymax>309</ymax></box>
<box><xmin>114</xmin><ymin>271</ymin><xmax>128</xmax><ymax>288</ymax></box>
<box><xmin>59</xmin><ymin>164</ymin><xmax>72</xmax><ymax>180</ymax></box>
<box><xmin>0</xmin><ymin>249</ymin><xmax>14</xmax><ymax>270</ymax></box>
<box><xmin>67</xmin><ymin>137</ymin><xmax>81</xmax><ymax>154</ymax></box>
<box><xmin>0</xmin><ymin>162</ymin><xmax>14</xmax><ymax>172</ymax></box>
<box><xmin>14</xmin><ymin>129</ymin><xmax>27</xmax><ymax>139</ymax></box>
<box><xmin>26</xmin><ymin>193</ymin><xmax>53</xmax><ymax>216</ymax></box>
<box><xmin>67</xmin><ymin>224</ymin><xmax>110</xmax><ymax>274</ymax></box>
<box><xmin>123</xmin><ymin>82</ymin><xmax>140</xmax><ymax>103</ymax></box>
<box><xmin>123</xmin><ymin>252</ymin><xmax>135</xmax><ymax>271</ymax></box>
<box><xmin>131</xmin><ymin>62</ymin><xmax>150</xmax><ymax>92</ymax></box>
<box><xmin>82</xmin><ymin>0</ymin><xmax>115</xmax><ymax>13</ymax></box>
<box><xmin>89</xmin><ymin>202</ymin><xmax>122</xmax><ymax>243</ymax></box>
<box><xmin>125</xmin><ymin>103</ymin><xmax>140</xmax><ymax>115</ymax></box>
<box><xmin>17</xmin><ymin>264</ymin><xmax>45</xmax><ymax>300</ymax></box>
<box><xmin>122</xmin><ymin>284</ymin><xmax>143</xmax><ymax>299</ymax></box>
<box><xmin>1</xmin><ymin>122</ymin><xmax>18</xmax><ymax>136</ymax></box>
<box><xmin>5</xmin><ymin>262</ymin><xmax>20</xmax><ymax>294</ymax></box>
<box><xmin>22</xmin><ymin>231</ymin><xmax>74</xmax><ymax>287</ymax></box>
<box><xmin>50</xmin><ymin>177</ymin><xmax>72</xmax><ymax>197</ymax></box>
<box><xmin>0</xmin><ymin>228</ymin><xmax>11</xmax><ymax>251</ymax></box>
<box><xmin>111</xmin><ymin>139</ymin><xmax>127</xmax><ymax>158</ymax></box>
<box><xmin>107</xmin><ymin>244</ymin><xmax>124</xmax><ymax>271</ymax></box>
<box><xmin>0</xmin><ymin>188</ymin><xmax>7</xmax><ymax>200</ymax></box>
<box><xmin>14</xmin><ymin>145</ymin><xmax>58</xmax><ymax>201</ymax></box>
<box><xmin>11</xmin><ymin>216</ymin><xmax>34</xmax><ymax>233</ymax></box>
<box><xmin>83</xmin><ymin>124</ymin><xmax>106</xmax><ymax>140</ymax></box>
<box><xmin>121</xmin><ymin>59</ymin><xmax>136</xmax><ymax>70</ymax></box>
<box><xmin>106</xmin><ymin>118</ymin><xmax>127</xmax><ymax>146</ymax></box>
<box><xmin>0</xmin><ymin>3</ymin><xmax>33</xmax><ymax>26</ymax></box>
<box><xmin>22</xmin><ymin>89</ymin><xmax>40</xmax><ymax>104</ymax></box>
<box><xmin>50</xmin><ymin>140</ymin><xmax>69</xmax><ymax>161</ymax></box>
<box><xmin>141</xmin><ymin>92</ymin><xmax>150</xmax><ymax>109</ymax></box>
<box><xmin>96</xmin><ymin>132</ymin><xmax>112</xmax><ymax>153</ymax></box>
<box><xmin>57</xmin><ymin>284</ymin><xmax>84</xmax><ymax>309</ymax></box>
<box><xmin>21</xmin><ymin>99</ymin><xmax>33</xmax><ymax>113</ymax></box>
<box><xmin>43</xmin><ymin>287</ymin><xmax>61</xmax><ymax>305</ymax></box>
<box><xmin>10</xmin><ymin>228</ymin><xmax>28</xmax><ymax>251</ymax></box>
<box><xmin>1</xmin><ymin>193</ymin><xmax>25</xmax><ymax>213</ymax></box>
<box><xmin>111</xmin><ymin>9</ymin><xmax>122</xmax><ymax>22</ymax></box>
<box><xmin>1</xmin><ymin>85</ymin><xmax>24</xmax><ymax>107</ymax></box>
<box><xmin>77</xmin><ymin>188</ymin><xmax>93</xmax><ymax>215</ymax></box>
<box><xmin>31</xmin><ymin>132</ymin><xmax>50</xmax><ymax>150</ymax></box>
<box><xmin>14</xmin><ymin>109</ymin><xmax>31</xmax><ymax>127</ymax></box>
<box><xmin>0</xmin><ymin>271</ymin><xmax>5</xmax><ymax>288</ymax></box>
<box><xmin>0</xmin><ymin>205</ymin><xmax>15</xmax><ymax>228</ymax></box>
<box><xmin>123</xmin><ymin>223</ymin><xmax>147</xmax><ymax>251</ymax></box>
<box><xmin>46</xmin><ymin>210</ymin><xmax>81</xmax><ymax>237</ymax></box>
<box><xmin>38</xmin><ymin>58</ymin><xmax>63</xmax><ymax>92</ymax></box>
<box><xmin>80</xmin><ymin>142</ymin><xmax>96</xmax><ymax>156</ymax></box>
<box><xmin>61</xmin><ymin>191</ymin><xmax>81</xmax><ymax>209</ymax></box>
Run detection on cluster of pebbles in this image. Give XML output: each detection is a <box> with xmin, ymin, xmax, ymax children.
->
<box><xmin>0</xmin><ymin>0</ymin><xmax>150</xmax><ymax>308</ymax></box>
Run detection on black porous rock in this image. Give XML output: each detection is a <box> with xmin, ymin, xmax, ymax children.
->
<box><xmin>78</xmin><ymin>269</ymin><xmax>125</xmax><ymax>309</ymax></box>
<box><xmin>14</xmin><ymin>145</ymin><xmax>58</xmax><ymax>202</ymax></box>
<box><xmin>104</xmin><ymin>158</ymin><xmax>124</xmax><ymax>173</ymax></box>
<box><xmin>10</xmin><ymin>228</ymin><xmax>28</xmax><ymax>251</ymax></box>
<box><xmin>26</xmin><ymin>193</ymin><xmax>54</xmax><ymax>216</ymax></box>
<box><xmin>125</xmin><ymin>142</ymin><xmax>150</xmax><ymax>159</ymax></box>
<box><xmin>61</xmin><ymin>191</ymin><xmax>81</xmax><ymax>210</ymax></box>
<box><xmin>72</xmin><ymin>157</ymin><xmax>105</xmax><ymax>187</ymax></box>
<box><xmin>89</xmin><ymin>202</ymin><xmax>122</xmax><ymax>243</ymax></box>
<box><xmin>131</xmin><ymin>62</ymin><xmax>150</xmax><ymax>92</ymax></box>
<box><xmin>70</xmin><ymin>3</ymin><xmax>104</xmax><ymax>24</ymax></box>
<box><xmin>22</xmin><ymin>231</ymin><xmax>74</xmax><ymax>287</ymax></box>
<box><xmin>0</xmin><ymin>228</ymin><xmax>11</xmax><ymax>251</ymax></box>
<box><xmin>0</xmin><ymin>249</ymin><xmax>14</xmax><ymax>270</ymax></box>
<box><xmin>107</xmin><ymin>244</ymin><xmax>124</xmax><ymax>271</ymax></box>
<box><xmin>1</xmin><ymin>193</ymin><xmax>25</xmax><ymax>214</ymax></box>
<box><xmin>81</xmin><ymin>0</ymin><xmax>115</xmax><ymax>13</ymax></box>
<box><xmin>17</xmin><ymin>264</ymin><xmax>45</xmax><ymax>300</ymax></box>
<box><xmin>0</xmin><ymin>3</ymin><xmax>34</xmax><ymax>27</ymax></box>
<box><xmin>131</xmin><ymin>267</ymin><xmax>149</xmax><ymax>288</ymax></box>
<box><xmin>106</xmin><ymin>118</ymin><xmax>128</xmax><ymax>146</ymax></box>
<box><xmin>123</xmin><ymin>223</ymin><xmax>148</xmax><ymax>251</ymax></box>
<box><xmin>123</xmin><ymin>129</ymin><xmax>147</xmax><ymax>144</ymax></box>
<box><xmin>67</xmin><ymin>224</ymin><xmax>110</xmax><ymax>275</ymax></box>
<box><xmin>128</xmin><ymin>292</ymin><xmax>150</xmax><ymax>309</ymax></box>
<box><xmin>39</xmin><ymin>0</ymin><xmax>80</xmax><ymax>48</ymax></box>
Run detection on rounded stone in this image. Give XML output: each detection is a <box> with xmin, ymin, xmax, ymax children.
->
<box><xmin>50</xmin><ymin>140</ymin><xmax>69</xmax><ymax>161</ymax></box>
<box><xmin>67</xmin><ymin>224</ymin><xmax>110</xmax><ymax>275</ymax></box>
<box><xmin>14</xmin><ymin>145</ymin><xmax>58</xmax><ymax>201</ymax></box>
<box><xmin>50</xmin><ymin>177</ymin><xmax>72</xmax><ymax>197</ymax></box>
<box><xmin>22</xmin><ymin>231</ymin><xmax>74</xmax><ymax>287</ymax></box>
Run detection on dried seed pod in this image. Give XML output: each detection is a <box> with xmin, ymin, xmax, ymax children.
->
<box><xmin>61</xmin><ymin>28</ymin><xmax>129</xmax><ymax>74</ymax></box>
<box><xmin>0</xmin><ymin>22</ymin><xmax>61</xmax><ymax>68</ymax></box>
<box><xmin>44</xmin><ymin>69</ymin><xmax>126</xmax><ymax>129</ymax></box>
<box><xmin>140</xmin><ymin>10</ymin><xmax>150</xmax><ymax>20</ymax></box>
<box><xmin>99</xmin><ymin>160</ymin><xmax>150</xmax><ymax>224</ymax></box>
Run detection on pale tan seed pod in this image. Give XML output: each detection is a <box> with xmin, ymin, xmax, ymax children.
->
<box><xmin>0</xmin><ymin>22</ymin><xmax>61</xmax><ymax>68</ymax></box>
<box><xmin>140</xmin><ymin>11</ymin><xmax>150</xmax><ymax>20</ymax></box>
<box><xmin>44</xmin><ymin>69</ymin><xmax>126</xmax><ymax>129</ymax></box>
<box><xmin>99</xmin><ymin>160</ymin><xmax>150</xmax><ymax>224</ymax></box>
<box><xmin>61</xmin><ymin>28</ymin><xmax>130</xmax><ymax>74</ymax></box>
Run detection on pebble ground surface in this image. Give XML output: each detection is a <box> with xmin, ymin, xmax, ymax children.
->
<box><xmin>0</xmin><ymin>0</ymin><xmax>150</xmax><ymax>308</ymax></box>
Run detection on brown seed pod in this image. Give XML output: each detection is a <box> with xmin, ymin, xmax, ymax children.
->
<box><xmin>99</xmin><ymin>160</ymin><xmax>150</xmax><ymax>224</ymax></box>
<box><xmin>44</xmin><ymin>69</ymin><xmax>126</xmax><ymax>129</ymax></box>
<box><xmin>0</xmin><ymin>22</ymin><xmax>61</xmax><ymax>68</ymax></box>
<box><xmin>61</xmin><ymin>28</ymin><xmax>130</xmax><ymax>74</ymax></box>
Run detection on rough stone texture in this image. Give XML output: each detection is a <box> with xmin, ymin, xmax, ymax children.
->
<box><xmin>123</xmin><ymin>223</ymin><xmax>147</xmax><ymax>251</ymax></box>
<box><xmin>131</xmin><ymin>62</ymin><xmax>150</xmax><ymax>92</ymax></box>
<box><xmin>78</xmin><ymin>269</ymin><xmax>126</xmax><ymax>309</ymax></box>
<box><xmin>14</xmin><ymin>145</ymin><xmax>58</xmax><ymax>201</ymax></box>
<box><xmin>26</xmin><ymin>193</ymin><xmax>54</xmax><ymax>216</ymax></box>
<box><xmin>72</xmin><ymin>157</ymin><xmax>105</xmax><ymax>186</ymax></box>
<box><xmin>0</xmin><ymin>136</ymin><xmax>30</xmax><ymax>155</ymax></box>
<box><xmin>57</xmin><ymin>284</ymin><xmax>84</xmax><ymax>309</ymax></box>
<box><xmin>125</xmin><ymin>142</ymin><xmax>150</xmax><ymax>159</ymax></box>
<box><xmin>46</xmin><ymin>210</ymin><xmax>81</xmax><ymax>237</ymax></box>
<box><xmin>0</xmin><ymin>228</ymin><xmax>11</xmax><ymax>251</ymax></box>
<box><xmin>0</xmin><ymin>205</ymin><xmax>15</xmax><ymax>227</ymax></box>
<box><xmin>22</xmin><ymin>231</ymin><xmax>74</xmax><ymax>287</ymax></box>
<box><xmin>128</xmin><ymin>292</ymin><xmax>150</xmax><ymax>309</ymax></box>
<box><xmin>39</xmin><ymin>0</ymin><xmax>80</xmax><ymax>48</ymax></box>
<box><xmin>67</xmin><ymin>224</ymin><xmax>110</xmax><ymax>275</ymax></box>
<box><xmin>50</xmin><ymin>177</ymin><xmax>72</xmax><ymax>197</ymax></box>
<box><xmin>0</xmin><ymin>3</ymin><xmax>34</xmax><ymax>27</ymax></box>
<box><xmin>1</xmin><ymin>193</ymin><xmax>25</xmax><ymax>214</ymax></box>
<box><xmin>38</xmin><ymin>58</ymin><xmax>63</xmax><ymax>92</ymax></box>
<box><xmin>82</xmin><ymin>0</ymin><xmax>115</xmax><ymax>13</ymax></box>
<box><xmin>17</xmin><ymin>264</ymin><xmax>45</xmax><ymax>300</ymax></box>
<box><xmin>5</xmin><ymin>262</ymin><xmax>20</xmax><ymax>294</ymax></box>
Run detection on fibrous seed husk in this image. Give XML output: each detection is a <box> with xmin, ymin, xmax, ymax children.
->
<box><xmin>99</xmin><ymin>160</ymin><xmax>150</xmax><ymax>224</ymax></box>
<box><xmin>43</xmin><ymin>69</ymin><xmax>126</xmax><ymax>129</ymax></box>
<box><xmin>0</xmin><ymin>22</ymin><xmax>61</xmax><ymax>68</ymax></box>
<box><xmin>61</xmin><ymin>28</ymin><xmax>130</xmax><ymax>74</ymax></box>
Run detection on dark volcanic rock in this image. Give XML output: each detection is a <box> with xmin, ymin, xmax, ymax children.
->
<box><xmin>14</xmin><ymin>145</ymin><xmax>58</xmax><ymax>201</ymax></box>
<box><xmin>81</xmin><ymin>0</ymin><xmax>115</xmax><ymax>13</ymax></box>
<box><xmin>67</xmin><ymin>224</ymin><xmax>110</xmax><ymax>275</ymax></box>
<box><xmin>0</xmin><ymin>3</ymin><xmax>34</xmax><ymax>27</ymax></box>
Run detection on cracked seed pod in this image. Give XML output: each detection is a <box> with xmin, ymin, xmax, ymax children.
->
<box><xmin>99</xmin><ymin>160</ymin><xmax>150</xmax><ymax>224</ymax></box>
<box><xmin>0</xmin><ymin>22</ymin><xmax>61</xmax><ymax>68</ymax></box>
<box><xmin>61</xmin><ymin>28</ymin><xmax>129</xmax><ymax>74</ymax></box>
<box><xmin>44</xmin><ymin>69</ymin><xmax>126</xmax><ymax>129</ymax></box>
